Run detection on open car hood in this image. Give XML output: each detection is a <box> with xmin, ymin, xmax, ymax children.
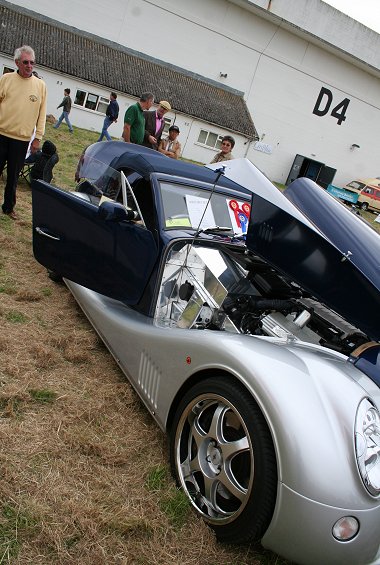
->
<box><xmin>207</xmin><ymin>159</ymin><xmax>380</xmax><ymax>341</ymax></box>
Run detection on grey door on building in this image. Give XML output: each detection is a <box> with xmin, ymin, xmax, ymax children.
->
<box><xmin>286</xmin><ymin>154</ymin><xmax>336</xmax><ymax>188</ymax></box>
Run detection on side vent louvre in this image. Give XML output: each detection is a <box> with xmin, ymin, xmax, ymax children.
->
<box><xmin>138</xmin><ymin>351</ymin><xmax>160</xmax><ymax>409</ymax></box>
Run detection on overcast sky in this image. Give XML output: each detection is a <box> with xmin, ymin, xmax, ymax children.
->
<box><xmin>323</xmin><ymin>0</ymin><xmax>380</xmax><ymax>33</ymax></box>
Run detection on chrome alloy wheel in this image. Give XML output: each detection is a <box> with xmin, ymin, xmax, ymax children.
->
<box><xmin>170</xmin><ymin>377</ymin><xmax>277</xmax><ymax>543</ymax></box>
<box><xmin>174</xmin><ymin>393</ymin><xmax>253</xmax><ymax>523</ymax></box>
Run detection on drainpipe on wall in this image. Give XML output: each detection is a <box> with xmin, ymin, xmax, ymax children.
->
<box><xmin>181</xmin><ymin>116</ymin><xmax>195</xmax><ymax>156</ymax></box>
<box><xmin>244</xmin><ymin>139</ymin><xmax>252</xmax><ymax>158</ymax></box>
<box><xmin>243</xmin><ymin>136</ymin><xmax>257</xmax><ymax>158</ymax></box>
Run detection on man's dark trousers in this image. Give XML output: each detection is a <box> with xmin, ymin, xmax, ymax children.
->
<box><xmin>0</xmin><ymin>134</ymin><xmax>29</xmax><ymax>214</ymax></box>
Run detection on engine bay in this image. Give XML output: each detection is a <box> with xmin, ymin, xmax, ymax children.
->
<box><xmin>155</xmin><ymin>241</ymin><xmax>368</xmax><ymax>355</ymax></box>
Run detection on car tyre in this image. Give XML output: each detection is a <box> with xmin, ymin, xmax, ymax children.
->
<box><xmin>360</xmin><ymin>202</ymin><xmax>369</xmax><ymax>211</ymax></box>
<box><xmin>47</xmin><ymin>269</ymin><xmax>63</xmax><ymax>283</ymax></box>
<box><xmin>170</xmin><ymin>376</ymin><xmax>277</xmax><ymax>544</ymax></box>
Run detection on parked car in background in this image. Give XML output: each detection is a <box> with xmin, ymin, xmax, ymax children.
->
<box><xmin>31</xmin><ymin>143</ymin><xmax>380</xmax><ymax>565</ymax></box>
<box><xmin>343</xmin><ymin>177</ymin><xmax>380</xmax><ymax>211</ymax></box>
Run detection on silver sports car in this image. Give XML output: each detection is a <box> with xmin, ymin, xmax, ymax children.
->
<box><xmin>32</xmin><ymin>142</ymin><xmax>380</xmax><ymax>565</ymax></box>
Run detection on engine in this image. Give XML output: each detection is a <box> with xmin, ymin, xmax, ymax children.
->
<box><xmin>156</xmin><ymin>242</ymin><xmax>369</xmax><ymax>356</ymax></box>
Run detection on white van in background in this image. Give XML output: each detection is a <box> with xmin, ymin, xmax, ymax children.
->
<box><xmin>343</xmin><ymin>178</ymin><xmax>380</xmax><ymax>212</ymax></box>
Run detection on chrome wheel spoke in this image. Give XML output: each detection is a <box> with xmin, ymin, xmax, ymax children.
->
<box><xmin>222</xmin><ymin>435</ymin><xmax>250</xmax><ymax>460</ymax></box>
<box><xmin>218</xmin><ymin>463</ymin><xmax>247</xmax><ymax>502</ymax></box>
<box><xmin>191</xmin><ymin>410</ymin><xmax>209</xmax><ymax>446</ymax></box>
<box><xmin>203</xmin><ymin>474</ymin><xmax>229</xmax><ymax>516</ymax></box>
<box><xmin>180</xmin><ymin>419</ymin><xmax>203</xmax><ymax>478</ymax></box>
<box><xmin>188</xmin><ymin>446</ymin><xmax>202</xmax><ymax>474</ymax></box>
<box><xmin>208</xmin><ymin>403</ymin><xmax>227</xmax><ymax>443</ymax></box>
<box><xmin>180</xmin><ymin>454</ymin><xmax>192</xmax><ymax>479</ymax></box>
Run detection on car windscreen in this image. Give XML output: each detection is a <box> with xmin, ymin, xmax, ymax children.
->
<box><xmin>346</xmin><ymin>181</ymin><xmax>365</xmax><ymax>191</ymax></box>
<box><xmin>159</xmin><ymin>181</ymin><xmax>251</xmax><ymax>234</ymax></box>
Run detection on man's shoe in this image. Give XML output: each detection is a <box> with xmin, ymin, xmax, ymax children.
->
<box><xmin>5</xmin><ymin>211</ymin><xmax>18</xmax><ymax>220</ymax></box>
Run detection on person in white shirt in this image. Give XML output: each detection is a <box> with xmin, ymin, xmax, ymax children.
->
<box><xmin>158</xmin><ymin>125</ymin><xmax>181</xmax><ymax>159</ymax></box>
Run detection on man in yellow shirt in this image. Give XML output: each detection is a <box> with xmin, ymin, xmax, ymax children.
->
<box><xmin>0</xmin><ymin>45</ymin><xmax>47</xmax><ymax>219</ymax></box>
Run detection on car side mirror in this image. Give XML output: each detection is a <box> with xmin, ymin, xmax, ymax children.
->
<box><xmin>98</xmin><ymin>201</ymin><xmax>136</xmax><ymax>222</ymax></box>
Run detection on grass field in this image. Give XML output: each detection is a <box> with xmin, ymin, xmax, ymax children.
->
<box><xmin>0</xmin><ymin>124</ymin><xmax>290</xmax><ymax>563</ymax></box>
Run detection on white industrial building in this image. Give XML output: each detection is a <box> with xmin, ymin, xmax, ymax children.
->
<box><xmin>1</xmin><ymin>0</ymin><xmax>380</xmax><ymax>187</ymax></box>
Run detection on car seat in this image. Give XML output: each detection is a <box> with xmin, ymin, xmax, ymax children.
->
<box><xmin>28</xmin><ymin>140</ymin><xmax>59</xmax><ymax>185</ymax></box>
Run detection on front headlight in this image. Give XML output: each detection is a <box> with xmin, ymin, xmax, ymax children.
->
<box><xmin>355</xmin><ymin>398</ymin><xmax>380</xmax><ymax>497</ymax></box>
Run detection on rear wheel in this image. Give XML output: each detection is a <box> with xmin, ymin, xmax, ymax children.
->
<box><xmin>47</xmin><ymin>269</ymin><xmax>63</xmax><ymax>283</ymax></box>
<box><xmin>360</xmin><ymin>202</ymin><xmax>369</xmax><ymax>211</ymax></box>
<box><xmin>169</xmin><ymin>376</ymin><xmax>277</xmax><ymax>544</ymax></box>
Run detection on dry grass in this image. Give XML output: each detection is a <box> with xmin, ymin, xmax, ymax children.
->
<box><xmin>0</xmin><ymin>127</ymin><xmax>286</xmax><ymax>563</ymax></box>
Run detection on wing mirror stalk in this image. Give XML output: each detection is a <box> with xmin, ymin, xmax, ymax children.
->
<box><xmin>98</xmin><ymin>201</ymin><xmax>138</xmax><ymax>222</ymax></box>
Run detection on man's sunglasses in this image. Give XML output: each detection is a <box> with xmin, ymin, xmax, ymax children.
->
<box><xmin>21</xmin><ymin>60</ymin><xmax>35</xmax><ymax>65</ymax></box>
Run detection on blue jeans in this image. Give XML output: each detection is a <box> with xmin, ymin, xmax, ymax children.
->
<box><xmin>97</xmin><ymin>116</ymin><xmax>113</xmax><ymax>141</ymax></box>
<box><xmin>54</xmin><ymin>111</ymin><xmax>73</xmax><ymax>132</ymax></box>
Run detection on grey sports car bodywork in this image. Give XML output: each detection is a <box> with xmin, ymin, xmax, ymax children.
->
<box><xmin>32</xmin><ymin>143</ymin><xmax>380</xmax><ymax>565</ymax></box>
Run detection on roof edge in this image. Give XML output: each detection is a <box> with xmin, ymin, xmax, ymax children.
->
<box><xmin>0</xmin><ymin>0</ymin><xmax>245</xmax><ymax>96</ymax></box>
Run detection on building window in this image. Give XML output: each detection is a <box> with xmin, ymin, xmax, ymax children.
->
<box><xmin>197</xmin><ymin>129</ymin><xmax>224</xmax><ymax>149</ymax></box>
<box><xmin>74</xmin><ymin>90</ymin><xmax>86</xmax><ymax>106</ymax></box>
<box><xmin>2</xmin><ymin>66</ymin><xmax>14</xmax><ymax>74</ymax></box>
<box><xmin>97</xmin><ymin>97</ymin><xmax>109</xmax><ymax>114</ymax></box>
<box><xmin>74</xmin><ymin>89</ymin><xmax>109</xmax><ymax>113</ymax></box>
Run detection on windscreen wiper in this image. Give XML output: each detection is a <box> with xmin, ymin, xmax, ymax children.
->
<box><xmin>199</xmin><ymin>226</ymin><xmax>233</xmax><ymax>234</ymax></box>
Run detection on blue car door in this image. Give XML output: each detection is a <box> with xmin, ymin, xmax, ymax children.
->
<box><xmin>32</xmin><ymin>180</ymin><xmax>158</xmax><ymax>304</ymax></box>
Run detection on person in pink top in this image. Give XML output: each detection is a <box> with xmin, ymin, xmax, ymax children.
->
<box><xmin>142</xmin><ymin>100</ymin><xmax>171</xmax><ymax>150</ymax></box>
